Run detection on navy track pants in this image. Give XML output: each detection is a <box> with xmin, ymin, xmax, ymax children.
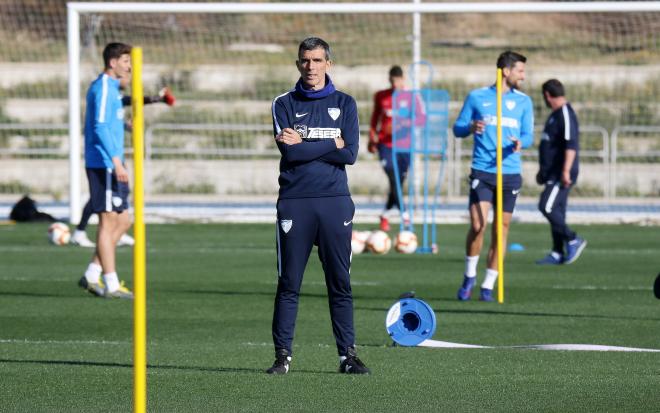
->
<box><xmin>538</xmin><ymin>182</ymin><xmax>576</xmax><ymax>253</ymax></box>
<box><xmin>273</xmin><ymin>196</ymin><xmax>356</xmax><ymax>357</ymax></box>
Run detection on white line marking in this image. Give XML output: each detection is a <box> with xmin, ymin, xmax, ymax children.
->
<box><xmin>242</xmin><ymin>342</ymin><xmax>330</xmax><ymax>348</ymax></box>
<box><xmin>419</xmin><ymin>340</ymin><xmax>660</xmax><ymax>352</ymax></box>
<box><xmin>551</xmin><ymin>285</ymin><xmax>649</xmax><ymax>291</ymax></box>
<box><xmin>261</xmin><ymin>280</ymin><xmax>381</xmax><ymax>287</ymax></box>
<box><xmin>0</xmin><ymin>338</ymin><xmax>128</xmax><ymax>346</ymax></box>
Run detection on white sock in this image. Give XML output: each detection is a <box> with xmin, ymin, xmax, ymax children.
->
<box><xmin>551</xmin><ymin>251</ymin><xmax>562</xmax><ymax>260</ymax></box>
<box><xmin>465</xmin><ymin>255</ymin><xmax>479</xmax><ymax>278</ymax></box>
<box><xmin>103</xmin><ymin>272</ymin><xmax>120</xmax><ymax>292</ymax></box>
<box><xmin>339</xmin><ymin>356</ymin><xmax>347</xmax><ymax>363</ymax></box>
<box><xmin>84</xmin><ymin>263</ymin><xmax>102</xmax><ymax>283</ymax></box>
<box><xmin>482</xmin><ymin>268</ymin><xmax>499</xmax><ymax>290</ymax></box>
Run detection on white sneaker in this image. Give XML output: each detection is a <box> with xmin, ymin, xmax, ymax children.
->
<box><xmin>117</xmin><ymin>233</ymin><xmax>135</xmax><ymax>247</ymax></box>
<box><xmin>71</xmin><ymin>230</ymin><xmax>95</xmax><ymax>248</ymax></box>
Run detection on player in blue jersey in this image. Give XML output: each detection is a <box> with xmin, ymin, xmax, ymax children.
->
<box><xmin>77</xmin><ymin>42</ymin><xmax>134</xmax><ymax>299</ymax></box>
<box><xmin>536</xmin><ymin>79</ymin><xmax>586</xmax><ymax>265</ymax></box>
<box><xmin>267</xmin><ymin>37</ymin><xmax>369</xmax><ymax>375</ymax></box>
<box><xmin>453</xmin><ymin>51</ymin><xmax>534</xmax><ymax>302</ymax></box>
<box><xmin>71</xmin><ymin>80</ymin><xmax>176</xmax><ymax>248</ymax></box>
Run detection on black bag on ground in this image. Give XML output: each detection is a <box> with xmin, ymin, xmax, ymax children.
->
<box><xmin>9</xmin><ymin>195</ymin><xmax>56</xmax><ymax>222</ymax></box>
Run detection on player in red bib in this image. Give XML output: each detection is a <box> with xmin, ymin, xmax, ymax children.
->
<box><xmin>368</xmin><ymin>66</ymin><xmax>411</xmax><ymax>232</ymax></box>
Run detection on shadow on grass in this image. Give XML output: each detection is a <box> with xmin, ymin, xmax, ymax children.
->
<box><xmin>177</xmin><ymin>289</ymin><xmax>421</xmax><ymax>301</ymax></box>
<box><xmin>177</xmin><ymin>289</ymin><xmax>330</xmax><ymax>300</ymax></box>
<box><xmin>0</xmin><ymin>358</ymin><xmax>335</xmax><ymax>375</ymax></box>
<box><xmin>354</xmin><ymin>305</ymin><xmax>660</xmax><ymax>322</ymax></box>
<box><xmin>0</xmin><ymin>291</ymin><xmax>83</xmax><ymax>299</ymax></box>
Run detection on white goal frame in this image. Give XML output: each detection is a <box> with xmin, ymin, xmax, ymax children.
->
<box><xmin>67</xmin><ymin>1</ymin><xmax>660</xmax><ymax>223</ymax></box>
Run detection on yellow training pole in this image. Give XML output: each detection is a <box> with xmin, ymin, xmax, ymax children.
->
<box><xmin>496</xmin><ymin>68</ymin><xmax>504</xmax><ymax>304</ymax></box>
<box><xmin>131</xmin><ymin>47</ymin><xmax>147</xmax><ymax>413</ymax></box>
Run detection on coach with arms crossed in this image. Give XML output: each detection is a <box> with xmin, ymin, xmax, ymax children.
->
<box><xmin>267</xmin><ymin>37</ymin><xmax>369</xmax><ymax>375</ymax></box>
<box><xmin>453</xmin><ymin>51</ymin><xmax>534</xmax><ymax>302</ymax></box>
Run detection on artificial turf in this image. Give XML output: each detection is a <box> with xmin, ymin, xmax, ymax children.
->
<box><xmin>1</xmin><ymin>222</ymin><xmax>658</xmax><ymax>412</ymax></box>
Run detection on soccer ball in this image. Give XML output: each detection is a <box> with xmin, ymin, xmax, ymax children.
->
<box><xmin>48</xmin><ymin>222</ymin><xmax>71</xmax><ymax>246</ymax></box>
<box><xmin>351</xmin><ymin>230</ymin><xmax>370</xmax><ymax>254</ymax></box>
<box><xmin>366</xmin><ymin>230</ymin><xmax>392</xmax><ymax>255</ymax></box>
<box><xmin>395</xmin><ymin>231</ymin><xmax>418</xmax><ymax>254</ymax></box>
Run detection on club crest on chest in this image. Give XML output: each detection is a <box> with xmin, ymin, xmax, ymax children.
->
<box><xmin>328</xmin><ymin>108</ymin><xmax>340</xmax><ymax>120</ymax></box>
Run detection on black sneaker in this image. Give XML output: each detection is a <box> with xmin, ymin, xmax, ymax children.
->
<box><xmin>339</xmin><ymin>347</ymin><xmax>370</xmax><ymax>375</ymax></box>
<box><xmin>266</xmin><ymin>349</ymin><xmax>291</xmax><ymax>374</ymax></box>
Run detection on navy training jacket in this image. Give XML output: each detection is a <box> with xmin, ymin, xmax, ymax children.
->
<box><xmin>272</xmin><ymin>75</ymin><xmax>359</xmax><ymax>199</ymax></box>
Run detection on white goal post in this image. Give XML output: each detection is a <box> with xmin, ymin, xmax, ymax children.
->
<box><xmin>67</xmin><ymin>1</ymin><xmax>660</xmax><ymax>223</ymax></box>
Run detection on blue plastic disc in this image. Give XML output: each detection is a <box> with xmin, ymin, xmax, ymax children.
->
<box><xmin>385</xmin><ymin>298</ymin><xmax>437</xmax><ymax>346</ymax></box>
<box><xmin>509</xmin><ymin>243</ymin><xmax>525</xmax><ymax>252</ymax></box>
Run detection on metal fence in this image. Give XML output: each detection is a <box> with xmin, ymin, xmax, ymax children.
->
<box><xmin>1</xmin><ymin>122</ymin><xmax>658</xmax><ymax>199</ymax></box>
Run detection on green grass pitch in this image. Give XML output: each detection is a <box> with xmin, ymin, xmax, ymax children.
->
<box><xmin>1</xmin><ymin>222</ymin><xmax>659</xmax><ymax>412</ymax></box>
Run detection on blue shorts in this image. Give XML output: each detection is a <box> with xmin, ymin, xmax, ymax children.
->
<box><xmin>86</xmin><ymin>168</ymin><xmax>129</xmax><ymax>213</ymax></box>
<box><xmin>468</xmin><ymin>169</ymin><xmax>522</xmax><ymax>213</ymax></box>
<box><xmin>378</xmin><ymin>144</ymin><xmax>410</xmax><ymax>174</ymax></box>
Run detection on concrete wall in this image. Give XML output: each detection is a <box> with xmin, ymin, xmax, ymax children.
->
<box><xmin>3</xmin><ymin>158</ymin><xmax>658</xmax><ymax>199</ymax></box>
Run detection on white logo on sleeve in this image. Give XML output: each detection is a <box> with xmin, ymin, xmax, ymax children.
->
<box><xmin>512</xmin><ymin>189</ymin><xmax>520</xmax><ymax>195</ymax></box>
<box><xmin>343</xmin><ymin>220</ymin><xmax>352</xmax><ymax>226</ymax></box>
<box><xmin>483</xmin><ymin>102</ymin><xmax>492</xmax><ymax>107</ymax></box>
<box><xmin>280</xmin><ymin>219</ymin><xmax>292</xmax><ymax>233</ymax></box>
<box><xmin>328</xmin><ymin>108</ymin><xmax>340</xmax><ymax>120</ymax></box>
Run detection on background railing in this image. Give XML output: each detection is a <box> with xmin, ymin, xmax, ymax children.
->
<box><xmin>2</xmin><ymin>122</ymin><xmax>657</xmax><ymax>200</ymax></box>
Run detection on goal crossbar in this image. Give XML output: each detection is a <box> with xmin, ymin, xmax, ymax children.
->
<box><xmin>68</xmin><ymin>2</ymin><xmax>660</xmax><ymax>14</ymax></box>
<box><xmin>66</xmin><ymin>1</ymin><xmax>660</xmax><ymax>223</ymax></box>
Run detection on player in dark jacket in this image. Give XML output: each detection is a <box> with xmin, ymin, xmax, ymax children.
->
<box><xmin>267</xmin><ymin>37</ymin><xmax>369</xmax><ymax>375</ymax></box>
<box><xmin>536</xmin><ymin>79</ymin><xmax>586</xmax><ymax>265</ymax></box>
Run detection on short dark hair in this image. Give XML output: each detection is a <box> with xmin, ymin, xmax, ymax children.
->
<box><xmin>103</xmin><ymin>42</ymin><xmax>132</xmax><ymax>68</ymax></box>
<box><xmin>389</xmin><ymin>65</ymin><xmax>403</xmax><ymax>78</ymax></box>
<box><xmin>298</xmin><ymin>37</ymin><xmax>332</xmax><ymax>61</ymax></box>
<box><xmin>542</xmin><ymin>79</ymin><xmax>565</xmax><ymax>98</ymax></box>
<box><xmin>496</xmin><ymin>50</ymin><xmax>526</xmax><ymax>70</ymax></box>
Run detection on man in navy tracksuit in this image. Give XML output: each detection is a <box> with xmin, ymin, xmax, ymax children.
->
<box><xmin>536</xmin><ymin>79</ymin><xmax>586</xmax><ymax>265</ymax></box>
<box><xmin>267</xmin><ymin>37</ymin><xmax>369</xmax><ymax>375</ymax></box>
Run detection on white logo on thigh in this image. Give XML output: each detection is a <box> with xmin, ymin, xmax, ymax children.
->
<box><xmin>280</xmin><ymin>219</ymin><xmax>292</xmax><ymax>233</ymax></box>
<box><xmin>112</xmin><ymin>196</ymin><xmax>123</xmax><ymax>207</ymax></box>
<box><xmin>471</xmin><ymin>179</ymin><xmax>480</xmax><ymax>189</ymax></box>
<box><xmin>512</xmin><ymin>189</ymin><xmax>520</xmax><ymax>195</ymax></box>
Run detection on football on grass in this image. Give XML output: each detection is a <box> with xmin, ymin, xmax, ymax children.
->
<box><xmin>366</xmin><ymin>230</ymin><xmax>391</xmax><ymax>255</ymax></box>
<box><xmin>351</xmin><ymin>230</ymin><xmax>370</xmax><ymax>254</ymax></box>
<box><xmin>395</xmin><ymin>230</ymin><xmax>418</xmax><ymax>254</ymax></box>
<box><xmin>48</xmin><ymin>222</ymin><xmax>71</xmax><ymax>246</ymax></box>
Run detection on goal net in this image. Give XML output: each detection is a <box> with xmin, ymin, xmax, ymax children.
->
<box><xmin>1</xmin><ymin>1</ymin><xmax>659</xmax><ymax>222</ymax></box>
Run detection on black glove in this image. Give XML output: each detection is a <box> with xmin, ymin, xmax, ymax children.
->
<box><xmin>535</xmin><ymin>171</ymin><xmax>544</xmax><ymax>186</ymax></box>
